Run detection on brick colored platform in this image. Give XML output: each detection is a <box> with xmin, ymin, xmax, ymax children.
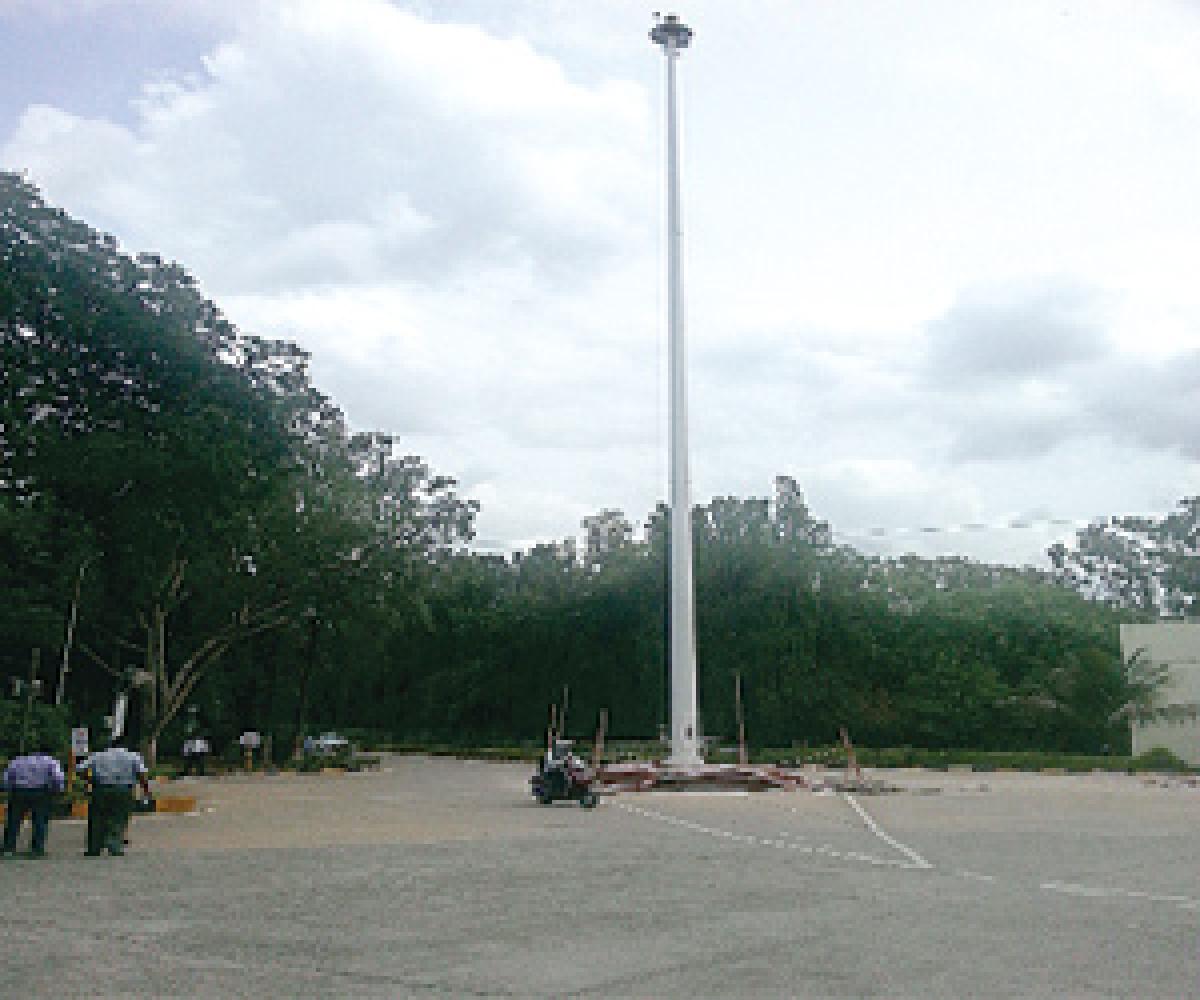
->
<box><xmin>594</xmin><ymin>761</ymin><xmax>808</xmax><ymax>793</ymax></box>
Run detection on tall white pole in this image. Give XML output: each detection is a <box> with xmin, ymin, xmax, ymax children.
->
<box><xmin>651</xmin><ymin>13</ymin><xmax>700</xmax><ymax>768</ymax></box>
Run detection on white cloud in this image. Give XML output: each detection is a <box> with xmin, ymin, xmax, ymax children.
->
<box><xmin>5</xmin><ymin>0</ymin><xmax>1200</xmax><ymax>565</ymax></box>
<box><xmin>5</xmin><ymin>0</ymin><xmax>652</xmax><ymax>295</ymax></box>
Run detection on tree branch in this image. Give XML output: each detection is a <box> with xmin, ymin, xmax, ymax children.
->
<box><xmin>158</xmin><ymin>640</ymin><xmax>232</xmax><ymax>738</ymax></box>
<box><xmin>99</xmin><ymin>633</ymin><xmax>146</xmax><ymax>655</ymax></box>
<box><xmin>78</xmin><ymin>642</ymin><xmax>123</xmax><ymax>678</ymax></box>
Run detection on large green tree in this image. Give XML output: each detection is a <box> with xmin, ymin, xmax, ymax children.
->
<box><xmin>2</xmin><ymin>173</ymin><xmax>1149</xmax><ymax>760</ymax></box>
<box><xmin>1049</xmin><ymin>498</ymin><xmax>1200</xmax><ymax>616</ymax></box>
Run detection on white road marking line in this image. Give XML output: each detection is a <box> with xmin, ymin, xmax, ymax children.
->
<box><xmin>842</xmin><ymin>792</ymin><xmax>933</xmax><ymax>870</ymax></box>
<box><xmin>1040</xmin><ymin>881</ymin><xmax>1200</xmax><ymax>911</ymax></box>
<box><xmin>616</xmin><ymin>799</ymin><xmax>1197</xmax><ymax>910</ymax></box>
<box><xmin>617</xmin><ymin>802</ymin><xmax>900</xmax><ymax>868</ymax></box>
<box><xmin>957</xmin><ymin>870</ymin><xmax>997</xmax><ymax>883</ymax></box>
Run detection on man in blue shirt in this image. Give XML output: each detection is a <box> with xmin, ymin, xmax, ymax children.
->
<box><xmin>2</xmin><ymin>745</ymin><xmax>66</xmax><ymax>858</ymax></box>
<box><xmin>84</xmin><ymin>740</ymin><xmax>151</xmax><ymax>857</ymax></box>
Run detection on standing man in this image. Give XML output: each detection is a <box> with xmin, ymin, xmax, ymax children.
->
<box><xmin>192</xmin><ymin>735</ymin><xmax>210</xmax><ymax>776</ymax></box>
<box><xmin>181</xmin><ymin>736</ymin><xmax>211</xmax><ymax>777</ymax></box>
<box><xmin>84</xmin><ymin>738</ymin><xmax>151</xmax><ymax>857</ymax></box>
<box><xmin>2</xmin><ymin>744</ymin><xmax>66</xmax><ymax>858</ymax></box>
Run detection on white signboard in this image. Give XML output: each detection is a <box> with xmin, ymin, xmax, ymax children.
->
<box><xmin>239</xmin><ymin>731</ymin><xmax>261</xmax><ymax>749</ymax></box>
<box><xmin>71</xmin><ymin>727</ymin><xmax>89</xmax><ymax>755</ymax></box>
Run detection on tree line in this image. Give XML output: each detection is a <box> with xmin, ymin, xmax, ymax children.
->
<box><xmin>0</xmin><ymin>174</ymin><xmax>1178</xmax><ymax>761</ymax></box>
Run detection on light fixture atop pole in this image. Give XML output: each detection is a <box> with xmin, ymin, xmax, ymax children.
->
<box><xmin>650</xmin><ymin>12</ymin><xmax>701</xmax><ymax>768</ymax></box>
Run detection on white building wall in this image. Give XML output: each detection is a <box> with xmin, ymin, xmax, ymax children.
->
<box><xmin>1120</xmin><ymin>623</ymin><xmax>1200</xmax><ymax>766</ymax></box>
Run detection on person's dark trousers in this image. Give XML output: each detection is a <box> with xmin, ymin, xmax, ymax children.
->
<box><xmin>87</xmin><ymin>785</ymin><xmax>132</xmax><ymax>855</ymax></box>
<box><xmin>3</xmin><ymin>789</ymin><xmax>53</xmax><ymax>854</ymax></box>
<box><xmin>182</xmin><ymin>755</ymin><xmax>195</xmax><ymax>777</ymax></box>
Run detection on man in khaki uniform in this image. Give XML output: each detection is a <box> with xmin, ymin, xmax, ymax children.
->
<box><xmin>84</xmin><ymin>740</ymin><xmax>151</xmax><ymax>856</ymax></box>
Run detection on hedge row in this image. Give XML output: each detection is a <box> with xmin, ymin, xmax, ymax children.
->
<box><xmin>4</xmin><ymin>744</ymin><xmax>1192</xmax><ymax>780</ymax></box>
<box><xmin>748</xmin><ymin>745</ymin><xmax>1193</xmax><ymax>773</ymax></box>
<box><xmin>355</xmin><ymin>743</ymin><xmax>1195</xmax><ymax>774</ymax></box>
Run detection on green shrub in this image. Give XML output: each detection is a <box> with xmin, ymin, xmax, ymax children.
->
<box><xmin>346</xmin><ymin>753</ymin><xmax>381</xmax><ymax>772</ymax></box>
<box><xmin>1130</xmin><ymin>746</ymin><xmax>1190</xmax><ymax>773</ymax></box>
<box><xmin>746</xmin><ymin>745</ymin><xmax>1145</xmax><ymax>774</ymax></box>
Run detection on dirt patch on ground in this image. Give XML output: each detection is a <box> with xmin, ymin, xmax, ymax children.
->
<box><xmin>58</xmin><ymin>754</ymin><xmax>544</xmax><ymax>852</ymax></box>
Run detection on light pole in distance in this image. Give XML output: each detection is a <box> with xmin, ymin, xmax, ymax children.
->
<box><xmin>650</xmin><ymin>12</ymin><xmax>701</xmax><ymax>768</ymax></box>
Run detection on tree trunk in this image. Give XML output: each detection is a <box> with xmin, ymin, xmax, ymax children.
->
<box><xmin>294</xmin><ymin>614</ymin><xmax>319</xmax><ymax>759</ymax></box>
<box><xmin>57</xmin><ymin>558</ymin><xmax>92</xmax><ymax>706</ymax></box>
<box><xmin>263</xmin><ymin>632</ymin><xmax>281</xmax><ymax>767</ymax></box>
<box><xmin>140</xmin><ymin>604</ymin><xmax>167</xmax><ymax>768</ymax></box>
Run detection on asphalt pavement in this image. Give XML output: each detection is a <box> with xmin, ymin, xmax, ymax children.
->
<box><xmin>2</xmin><ymin>757</ymin><xmax>1197</xmax><ymax>997</ymax></box>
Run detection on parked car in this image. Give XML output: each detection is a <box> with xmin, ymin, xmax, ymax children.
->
<box><xmin>306</xmin><ymin>732</ymin><xmax>350</xmax><ymax>756</ymax></box>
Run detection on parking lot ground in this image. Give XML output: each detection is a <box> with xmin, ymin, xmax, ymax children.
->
<box><xmin>3</xmin><ymin>757</ymin><xmax>1198</xmax><ymax>998</ymax></box>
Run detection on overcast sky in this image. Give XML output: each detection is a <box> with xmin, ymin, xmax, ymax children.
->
<box><xmin>4</xmin><ymin>0</ymin><xmax>1200</xmax><ymax>565</ymax></box>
